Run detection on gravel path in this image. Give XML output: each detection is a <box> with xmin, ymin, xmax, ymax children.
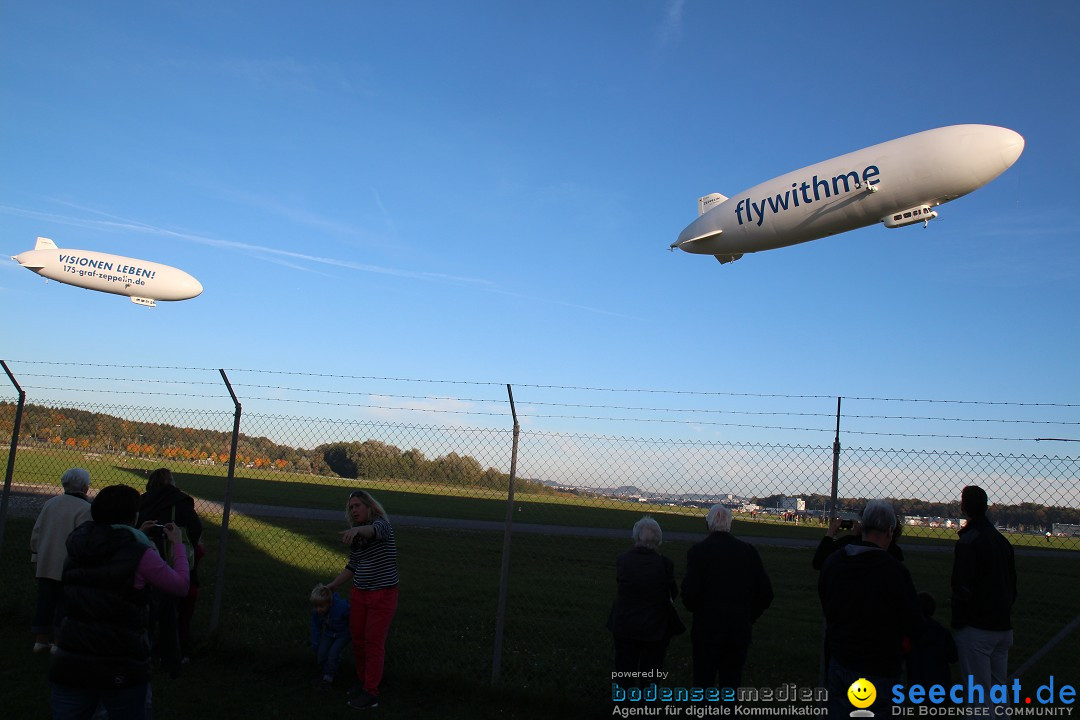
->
<box><xmin>3</xmin><ymin>483</ymin><xmax>1073</xmax><ymax>558</ymax></box>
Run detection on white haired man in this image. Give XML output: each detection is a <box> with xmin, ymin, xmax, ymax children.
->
<box><xmin>681</xmin><ymin>504</ymin><xmax>773</xmax><ymax>690</ymax></box>
<box><xmin>608</xmin><ymin>516</ymin><xmax>681</xmax><ymax>685</ymax></box>
<box><xmin>30</xmin><ymin>468</ymin><xmax>93</xmax><ymax>652</ymax></box>
<box><xmin>818</xmin><ymin>499</ymin><xmax>921</xmax><ymax>718</ymax></box>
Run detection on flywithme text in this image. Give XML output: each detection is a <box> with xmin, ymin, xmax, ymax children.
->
<box><xmin>890</xmin><ymin>676</ymin><xmax>1075</xmax><ymax>707</ymax></box>
<box><xmin>734</xmin><ymin>165</ymin><xmax>881</xmax><ymax>227</ymax></box>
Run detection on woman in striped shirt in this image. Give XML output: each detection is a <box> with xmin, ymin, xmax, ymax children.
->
<box><xmin>326</xmin><ymin>490</ymin><xmax>399</xmax><ymax>710</ymax></box>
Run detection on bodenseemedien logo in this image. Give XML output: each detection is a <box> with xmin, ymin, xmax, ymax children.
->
<box><xmin>848</xmin><ymin>678</ymin><xmax>877</xmax><ymax>717</ymax></box>
<box><xmin>610</xmin><ymin>679</ymin><xmax>830</xmax><ymax>715</ymax></box>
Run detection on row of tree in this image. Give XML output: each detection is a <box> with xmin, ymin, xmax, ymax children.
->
<box><xmin>318</xmin><ymin>440</ymin><xmax>552</xmax><ymax>494</ymax></box>
<box><xmin>0</xmin><ymin>402</ymin><xmax>547</xmax><ymax>493</ymax></box>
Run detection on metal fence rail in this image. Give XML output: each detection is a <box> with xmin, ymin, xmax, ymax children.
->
<box><xmin>1</xmin><ymin>364</ymin><xmax>1077</xmax><ymax>704</ymax></box>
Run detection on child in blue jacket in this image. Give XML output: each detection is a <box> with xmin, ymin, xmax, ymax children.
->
<box><xmin>310</xmin><ymin>583</ymin><xmax>350</xmax><ymax>690</ymax></box>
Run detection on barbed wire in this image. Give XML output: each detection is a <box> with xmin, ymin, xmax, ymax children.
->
<box><xmin>9</xmin><ymin>382</ymin><xmax>1077</xmax><ymax>429</ymax></box>
<box><xmin>12</xmin><ymin>373</ymin><xmax>222</xmax><ymax>386</ymax></box>
<box><xmin>224</xmin><ymin>384</ymin><xmax>1080</xmax><ymax>425</ymax></box>
<box><xmin>515</xmin><ymin>428</ymin><xmax>1079</xmax><ymax>458</ymax></box>
<box><xmin>7</xmin><ymin>389</ymin><xmax>1067</xmax><ymax>443</ymax></box>
<box><xmin>3</xmin><ymin>362</ymin><xmax>1077</xmax><ymax>445</ymax></box>
<box><xmin>6</xmin><ymin>360</ymin><xmax>1078</xmax><ymax>408</ymax></box>
<box><xmin>14</xmin><ymin>386</ymin><xmax>229</xmax><ymax>400</ymax></box>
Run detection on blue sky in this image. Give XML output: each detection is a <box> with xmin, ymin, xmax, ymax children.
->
<box><xmin>1</xmin><ymin>1</ymin><xmax>1077</xmax><ymax>454</ymax></box>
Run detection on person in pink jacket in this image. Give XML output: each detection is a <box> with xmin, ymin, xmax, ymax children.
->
<box><xmin>48</xmin><ymin>484</ymin><xmax>190</xmax><ymax>720</ymax></box>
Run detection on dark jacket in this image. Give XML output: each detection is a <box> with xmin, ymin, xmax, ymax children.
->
<box><xmin>49</xmin><ymin>523</ymin><xmax>153</xmax><ymax>689</ymax></box>
<box><xmin>137</xmin><ymin>484</ymin><xmax>202</xmax><ymax>544</ymax></box>
<box><xmin>950</xmin><ymin>516</ymin><xmax>1016</xmax><ymax>631</ymax></box>
<box><xmin>608</xmin><ymin>546</ymin><xmax>678</xmax><ymax>642</ymax></box>
<box><xmin>682</xmin><ymin>532</ymin><xmax>773</xmax><ymax>645</ymax></box>
<box><xmin>137</xmin><ymin>484</ymin><xmax>202</xmax><ymax>581</ymax></box>
<box><xmin>819</xmin><ymin>540</ymin><xmax>921</xmax><ymax>677</ymax></box>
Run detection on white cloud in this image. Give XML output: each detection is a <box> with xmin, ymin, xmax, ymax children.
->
<box><xmin>657</xmin><ymin>0</ymin><xmax>685</xmax><ymax>49</ymax></box>
<box><xmin>1</xmin><ymin>200</ymin><xmax>641</xmax><ymax>316</ymax></box>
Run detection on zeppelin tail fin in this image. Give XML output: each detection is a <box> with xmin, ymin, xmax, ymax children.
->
<box><xmin>35</xmin><ymin>237</ymin><xmax>58</xmax><ymax>250</ymax></box>
<box><xmin>697</xmin><ymin>193</ymin><xmax>728</xmax><ymax>216</ymax></box>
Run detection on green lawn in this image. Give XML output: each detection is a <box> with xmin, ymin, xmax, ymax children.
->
<box><xmin>4</xmin><ymin>505</ymin><xmax>1077</xmax><ymax>717</ymax></box>
<box><xmin>2</xmin><ymin>445</ymin><xmax>1078</xmax><ymax>716</ymax></box>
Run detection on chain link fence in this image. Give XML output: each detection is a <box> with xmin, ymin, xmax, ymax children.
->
<box><xmin>1</xmin><ymin>365</ymin><xmax>1077</xmax><ymax>708</ymax></box>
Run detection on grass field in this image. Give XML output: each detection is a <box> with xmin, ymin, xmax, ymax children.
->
<box><xmin>4</xmin><ymin>514</ymin><xmax>1079</xmax><ymax>716</ymax></box>
<box><xmin>2</xmin><ymin>446</ymin><xmax>1079</xmax><ymax>716</ymax></box>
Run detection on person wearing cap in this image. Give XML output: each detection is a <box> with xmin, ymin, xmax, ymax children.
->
<box><xmin>951</xmin><ymin>485</ymin><xmax>1017</xmax><ymax>709</ymax></box>
<box><xmin>30</xmin><ymin>468</ymin><xmax>93</xmax><ymax>653</ymax></box>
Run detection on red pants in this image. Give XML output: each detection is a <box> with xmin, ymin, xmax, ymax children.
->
<box><xmin>349</xmin><ymin>586</ymin><xmax>398</xmax><ymax>697</ymax></box>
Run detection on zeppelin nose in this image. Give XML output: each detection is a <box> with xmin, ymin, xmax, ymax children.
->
<box><xmin>670</xmin><ymin>229</ymin><xmax>692</xmax><ymax>250</ymax></box>
<box><xmin>671</xmin><ymin>214</ymin><xmax>724</xmax><ymax>254</ymax></box>
<box><xmin>999</xmin><ymin>128</ymin><xmax>1025</xmax><ymax>169</ymax></box>
<box><xmin>177</xmin><ymin>274</ymin><xmax>203</xmax><ymax>299</ymax></box>
<box><xmin>186</xmin><ymin>276</ymin><xmax>204</xmax><ymax>298</ymax></box>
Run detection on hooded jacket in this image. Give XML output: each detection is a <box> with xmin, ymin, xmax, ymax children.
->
<box><xmin>819</xmin><ymin>540</ymin><xmax>921</xmax><ymax>677</ymax></box>
<box><xmin>49</xmin><ymin>523</ymin><xmax>153</xmax><ymax>689</ymax></box>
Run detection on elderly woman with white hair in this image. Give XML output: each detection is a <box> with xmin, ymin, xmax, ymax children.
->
<box><xmin>30</xmin><ymin>468</ymin><xmax>93</xmax><ymax>652</ymax></box>
<box><xmin>607</xmin><ymin>516</ymin><xmax>682</xmax><ymax>683</ymax></box>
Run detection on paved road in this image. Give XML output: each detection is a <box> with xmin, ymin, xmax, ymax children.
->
<box><xmin>226</xmin><ymin>500</ymin><xmax>846</xmax><ymax>549</ymax></box>
<box><xmin>4</xmin><ymin>484</ymin><xmax>1075</xmax><ymax>558</ymax></box>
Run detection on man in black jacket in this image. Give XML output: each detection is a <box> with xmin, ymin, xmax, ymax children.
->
<box><xmin>682</xmin><ymin>504</ymin><xmax>773</xmax><ymax>690</ymax></box>
<box><xmin>819</xmin><ymin>499</ymin><xmax>921</xmax><ymax>719</ymax></box>
<box><xmin>951</xmin><ymin>485</ymin><xmax>1016</xmax><ymax>710</ymax></box>
<box><xmin>136</xmin><ymin>467</ymin><xmax>202</xmax><ymax>677</ymax></box>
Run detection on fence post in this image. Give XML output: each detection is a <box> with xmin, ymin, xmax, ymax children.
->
<box><xmin>0</xmin><ymin>361</ymin><xmax>27</xmax><ymax>560</ymax></box>
<box><xmin>818</xmin><ymin>395</ymin><xmax>843</xmax><ymax>696</ymax></box>
<box><xmin>828</xmin><ymin>396</ymin><xmax>842</xmax><ymax>522</ymax></box>
<box><xmin>209</xmin><ymin>369</ymin><xmax>242</xmax><ymax>635</ymax></box>
<box><xmin>491</xmin><ymin>384</ymin><xmax>520</xmax><ymax>687</ymax></box>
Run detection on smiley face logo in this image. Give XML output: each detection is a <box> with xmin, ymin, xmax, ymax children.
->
<box><xmin>847</xmin><ymin>678</ymin><xmax>876</xmax><ymax>709</ymax></box>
